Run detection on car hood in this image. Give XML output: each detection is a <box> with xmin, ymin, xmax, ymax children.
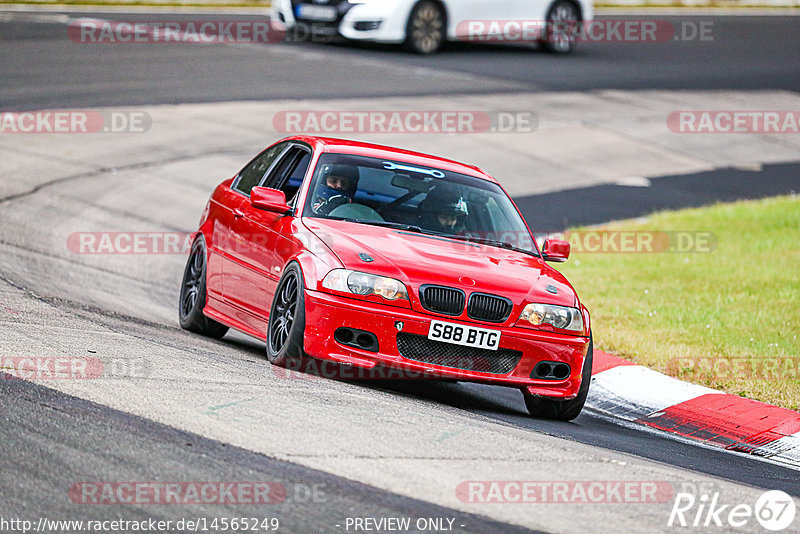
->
<box><xmin>303</xmin><ymin>218</ymin><xmax>578</xmax><ymax>310</ymax></box>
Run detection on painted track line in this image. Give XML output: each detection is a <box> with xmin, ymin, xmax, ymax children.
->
<box><xmin>588</xmin><ymin>350</ymin><xmax>800</xmax><ymax>470</ymax></box>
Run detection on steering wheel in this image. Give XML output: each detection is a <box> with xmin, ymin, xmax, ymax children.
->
<box><xmin>314</xmin><ymin>194</ymin><xmax>349</xmax><ymax>215</ymax></box>
<box><xmin>328</xmin><ymin>203</ymin><xmax>384</xmax><ymax>221</ymax></box>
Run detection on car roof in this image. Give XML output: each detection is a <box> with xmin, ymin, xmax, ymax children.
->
<box><xmin>282</xmin><ymin>135</ymin><xmax>497</xmax><ymax>184</ymax></box>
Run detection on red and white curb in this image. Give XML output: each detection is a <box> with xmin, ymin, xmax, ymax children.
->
<box><xmin>587</xmin><ymin>350</ymin><xmax>800</xmax><ymax>470</ymax></box>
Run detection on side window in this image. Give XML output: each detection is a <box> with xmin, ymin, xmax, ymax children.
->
<box><xmin>282</xmin><ymin>152</ymin><xmax>311</xmax><ymax>202</ymax></box>
<box><xmin>233</xmin><ymin>141</ymin><xmax>289</xmax><ymax>196</ymax></box>
<box><xmin>263</xmin><ymin>147</ymin><xmax>312</xmax><ymax>207</ymax></box>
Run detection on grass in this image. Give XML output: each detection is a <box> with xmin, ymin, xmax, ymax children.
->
<box><xmin>553</xmin><ymin>195</ymin><xmax>800</xmax><ymax>410</ymax></box>
<box><xmin>595</xmin><ymin>4</ymin><xmax>800</xmax><ymax>8</ymax></box>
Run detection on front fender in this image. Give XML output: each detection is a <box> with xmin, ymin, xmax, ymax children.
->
<box><xmin>292</xmin><ymin>250</ymin><xmax>339</xmax><ymax>291</ymax></box>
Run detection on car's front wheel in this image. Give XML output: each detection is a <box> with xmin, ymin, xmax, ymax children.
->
<box><xmin>404</xmin><ymin>1</ymin><xmax>445</xmax><ymax>54</ymax></box>
<box><xmin>523</xmin><ymin>335</ymin><xmax>593</xmax><ymax>421</ymax></box>
<box><xmin>266</xmin><ymin>263</ymin><xmax>306</xmax><ymax>367</ymax></box>
<box><xmin>542</xmin><ymin>0</ymin><xmax>580</xmax><ymax>54</ymax></box>
<box><xmin>178</xmin><ymin>236</ymin><xmax>229</xmax><ymax>338</ymax></box>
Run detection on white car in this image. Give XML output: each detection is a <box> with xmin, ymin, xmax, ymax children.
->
<box><xmin>272</xmin><ymin>0</ymin><xmax>593</xmax><ymax>54</ymax></box>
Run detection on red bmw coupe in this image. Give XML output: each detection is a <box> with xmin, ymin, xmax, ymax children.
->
<box><xmin>179</xmin><ymin>136</ymin><xmax>592</xmax><ymax>420</ymax></box>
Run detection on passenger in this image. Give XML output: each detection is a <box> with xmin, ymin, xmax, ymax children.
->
<box><xmin>418</xmin><ymin>185</ymin><xmax>467</xmax><ymax>234</ymax></box>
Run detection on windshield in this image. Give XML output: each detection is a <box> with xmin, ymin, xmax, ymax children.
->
<box><xmin>302</xmin><ymin>153</ymin><xmax>537</xmax><ymax>255</ymax></box>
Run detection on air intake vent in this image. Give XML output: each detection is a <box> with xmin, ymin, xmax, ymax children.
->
<box><xmin>396</xmin><ymin>333</ymin><xmax>521</xmax><ymax>375</ymax></box>
<box><xmin>419</xmin><ymin>285</ymin><xmax>465</xmax><ymax>316</ymax></box>
<box><xmin>467</xmin><ymin>293</ymin><xmax>513</xmax><ymax>323</ymax></box>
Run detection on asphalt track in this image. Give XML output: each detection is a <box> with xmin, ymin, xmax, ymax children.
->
<box><xmin>516</xmin><ymin>161</ymin><xmax>800</xmax><ymax>231</ymax></box>
<box><xmin>1</xmin><ymin>12</ymin><xmax>800</xmax><ymax>109</ymax></box>
<box><xmin>0</xmin><ymin>374</ymin><xmax>534</xmax><ymax>534</ymax></box>
<box><xmin>1</xmin><ymin>8</ymin><xmax>800</xmax><ymax>534</ymax></box>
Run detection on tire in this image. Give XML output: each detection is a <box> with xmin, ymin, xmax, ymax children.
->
<box><xmin>542</xmin><ymin>0</ymin><xmax>580</xmax><ymax>54</ymax></box>
<box><xmin>404</xmin><ymin>1</ymin><xmax>445</xmax><ymax>55</ymax></box>
<box><xmin>523</xmin><ymin>335</ymin><xmax>593</xmax><ymax>421</ymax></box>
<box><xmin>179</xmin><ymin>236</ymin><xmax>229</xmax><ymax>339</ymax></box>
<box><xmin>266</xmin><ymin>263</ymin><xmax>306</xmax><ymax>368</ymax></box>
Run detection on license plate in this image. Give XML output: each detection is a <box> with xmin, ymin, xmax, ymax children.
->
<box><xmin>428</xmin><ymin>320</ymin><xmax>501</xmax><ymax>351</ymax></box>
<box><xmin>296</xmin><ymin>4</ymin><xmax>337</xmax><ymax>21</ymax></box>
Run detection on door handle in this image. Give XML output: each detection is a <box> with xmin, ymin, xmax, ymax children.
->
<box><xmin>233</xmin><ymin>208</ymin><xmax>245</xmax><ymax>219</ymax></box>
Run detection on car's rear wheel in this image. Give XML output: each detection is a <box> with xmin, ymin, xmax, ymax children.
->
<box><xmin>266</xmin><ymin>263</ymin><xmax>306</xmax><ymax>367</ymax></box>
<box><xmin>179</xmin><ymin>236</ymin><xmax>229</xmax><ymax>338</ymax></box>
<box><xmin>542</xmin><ymin>0</ymin><xmax>580</xmax><ymax>54</ymax></box>
<box><xmin>523</xmin><ymin>335</ymin><xmax>593</xmax><ymax>421</ymax></box>
<box><xmin>404</xmin><ymin>1</ymin><xmax>445</xmax><ymax>54</ymax></box>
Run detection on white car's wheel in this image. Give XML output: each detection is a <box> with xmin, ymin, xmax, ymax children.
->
<box><xmin>404</xmin><ymin>1</ymin><xmax>445</xmax><ymax>55</ymax></box>
<box><xmin>543</xmin><ymin>0</ymin><xmax>580</xmax><ymax>54</ymax></box>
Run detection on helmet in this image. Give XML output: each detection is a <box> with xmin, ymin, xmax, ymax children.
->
<box><xmin>321</xmin><ymin>164</ymin><xmax>359</xmax><ymax>193</ymax></box>
<box><xmin>313</xmin><ymin>164</ymin><xmax>360</xmax><ymax>215</ymax></box>
<box><xmin>419</xmin><ymin>185</ymin><xmax>468</xmax><ymax>233</ymax></box>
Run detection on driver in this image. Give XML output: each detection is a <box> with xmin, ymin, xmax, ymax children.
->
<box><xmin>418</xmin><ymin>185</ymin><xmax>468</xmax><ymax>234</ymax></box>
<box><xmin>312</xmin><ymin>164</ymin><xmax>359</xmax><ymax>215</ymax></box>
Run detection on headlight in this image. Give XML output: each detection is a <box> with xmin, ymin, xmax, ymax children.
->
<box><xmin>322</xmin><ymin>269</ymin><xmax>408</xmax><ymax>301</ymax></box>
<box><xmin>519</xmin><ymin>303</ymin><xmax>584</xmax><ymax>333</ymax></box>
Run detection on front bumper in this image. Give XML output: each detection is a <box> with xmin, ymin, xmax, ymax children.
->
<box><xmin>337</xmin><ymin>2</ymin><xmax>410</xmax><ymax>44</ymax></box>
<box><xmin>274</xmin><ymin>0</ymin><xmax>410</xmax><ymax>44</ymax></box>
<box><xmin>303</xmin><ymin>289</ymin><xmax>590</xmax><ymax>399</ymax></box>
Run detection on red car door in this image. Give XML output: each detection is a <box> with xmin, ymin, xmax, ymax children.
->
<box><xmin>214</xmin><ymin>142</ymin><xmax>288</xmax><ymax>320</ymax></box>
<box><xmin>223</xmin><ymin>146</ymin><xmax>312</xmax><ymax>321</ymax></box>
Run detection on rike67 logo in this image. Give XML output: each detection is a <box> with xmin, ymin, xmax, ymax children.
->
<box><xmin>668</xmin><ymin>490</ymin><xmax>796</xmax><ymax>531</ymax></box>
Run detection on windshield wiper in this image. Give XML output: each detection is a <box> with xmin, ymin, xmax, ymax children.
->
<box><xmin>443</xmin><ymin>234</ymin><xmax>540</xmax><ymax>257</ymax></box>
<box><xmin>328</xmin><ymin>217</ymin><xmax>423</xmax><ymax>233</ymax></box>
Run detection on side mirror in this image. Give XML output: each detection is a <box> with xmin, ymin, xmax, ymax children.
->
<box><xmin>250</xmin><ymin>186</ymin><xmax>291</xmax><ymax>214</ymax></box>
<box><xmin>542</xmin><ymin>238</ymin><xmax>570</xmax><ymax>262</ymax></box>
